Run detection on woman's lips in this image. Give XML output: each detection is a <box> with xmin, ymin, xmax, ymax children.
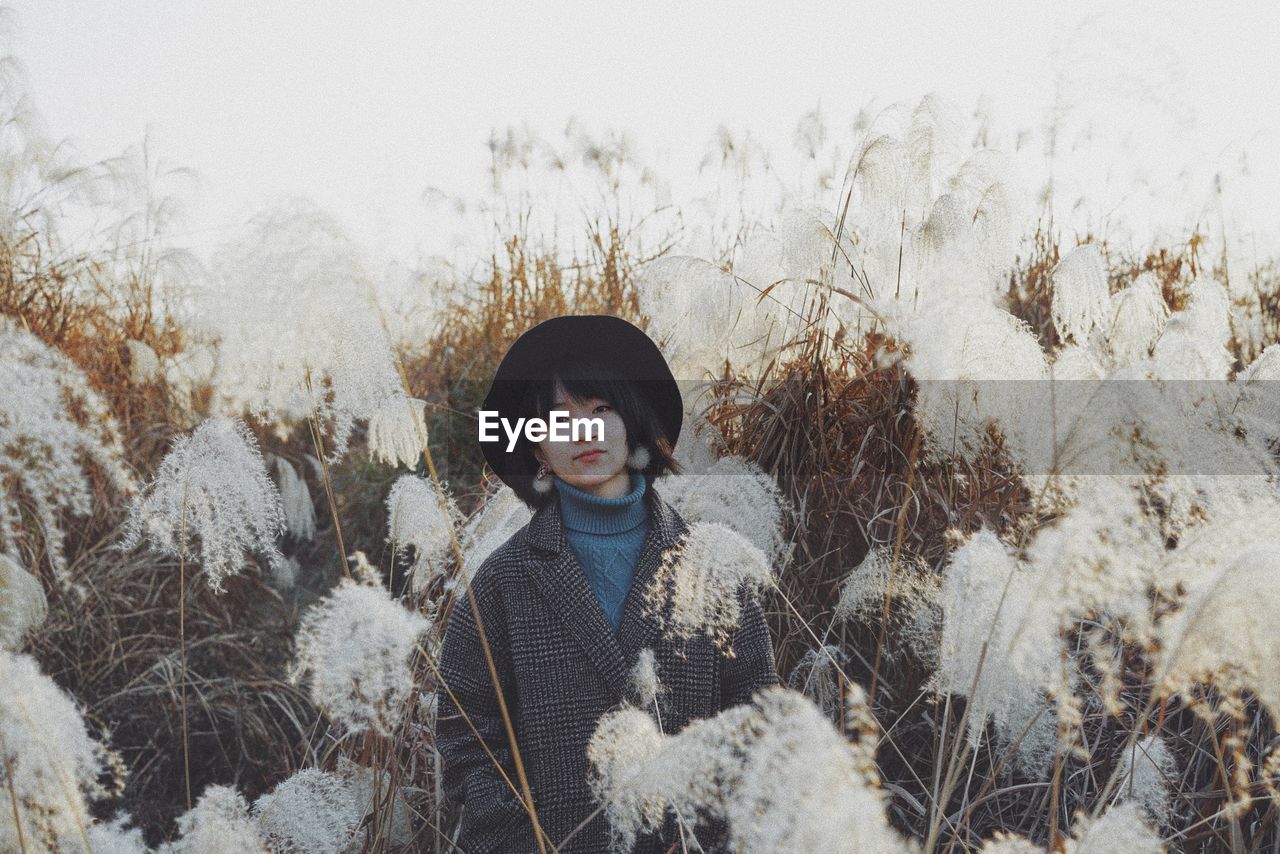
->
<box><xmin>574</xmin><ymin>449</ymin><xmax>605</xmax><ymax>463</ymax></box>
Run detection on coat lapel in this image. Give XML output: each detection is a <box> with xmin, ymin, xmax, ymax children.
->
<box><xmin>524</xmin><ymin>486</ymin><xmax>688</xmax><ymax>702</ymax></box>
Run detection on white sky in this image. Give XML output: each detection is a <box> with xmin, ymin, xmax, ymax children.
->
<box><xmin>7</xmin><ymin>0</ymin><xmax>1279</xmax><ymax>267</ymax></box>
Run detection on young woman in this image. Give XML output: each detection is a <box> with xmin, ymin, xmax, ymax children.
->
<box><xmin>434</xmin><ymin>315</ymin><xmax>779</xmax><ymax>853</ymax></box>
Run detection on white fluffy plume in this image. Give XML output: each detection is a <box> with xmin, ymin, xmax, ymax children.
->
<box><xmin>0</xmin><ymin>650</ymin><xmax>119</xmax><ymax>852</ymax></box>
<box><xmin>656</xmin><ymin>452</ymin><xmax>790</xmax><ymax>568</ymax></box>
<box><xmin>1051</xmin><ymin>244</ymin><xmax>1110</xmax><ymax>345</ymax></box>
<box><xmin>161</xmin><ymin>785</ymin><xmax>267</xmax><ymax>853</ymax></box>
<box><xmin>642</xmin><ymin>521</ymin><xmax>775</xmax><ymax>652</ymax></box>
<box><xmin>120</xmin><ymin>416</ymin><xmax>288</xmax><ymax>593</ymax></box>
<box><xmin>0</xmin><ymin>552</ymin><xmax>47</xmax><ymax>650</ymax></box>
<box><xmin>274</xmin><ymin>456</ymin><xmax>317</xmax><ymax>542</ymax></box>
<box><xmin>588</xmin><ymin>686</ymin><xmax>908</xmax><ymax>853</ymax></box>
<box><xmin>386</xmin><ymin>474</ymin><xmax>462</xmax><ymax>594</ymax></box>
<box><xmin>1116</xmin><ymin>735</ymin><xmax>1177</xmax><ymax>824</ymax></box>
<box><xmin>457</xmin><ymin>485</ymin><xmax>532</xmax><ymax>584</ymax></box>
<box><xmin>252</xmin><ymin>768</ymin><xmax>367</xmax><ymax>854</ymax></box>
<box><xmin>290</xmin><ymin>565</ymin><xmax>430</xmax><ymax>736</ymax></box>
<box><xmin>0</xmin><ymin>318</ymin><xmax>136</xmax><ymax>583</ymax></box>
<box><xmin>195</xmin><ymin>198</ymin><xmax>426</xmax><ymax>466</ymax></box>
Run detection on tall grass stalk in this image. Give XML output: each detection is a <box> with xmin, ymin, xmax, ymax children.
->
<box><xmin>0</xmin><ymin>730</ymin><xmax>28</xmax><ymax>854</ymax></box>
<box><xmin>304</xmin><ymin>369</ymin><xmax>351</xmax><ymax>581</ymax></box>
<box><xmin>178</xmin><ymin>477</ymin><xmax>191</xmax><ymax>811</ymax></box>
<box><xmin>868</xmin><ymin>420</ymin><xmax>923</xmax><ymax>706</ymax></box>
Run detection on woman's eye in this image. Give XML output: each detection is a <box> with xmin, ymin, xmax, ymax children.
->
<box><xmin>593</xmin><ymin>404</ymin><xmax>612</xmax><ymax>414</ymax></box>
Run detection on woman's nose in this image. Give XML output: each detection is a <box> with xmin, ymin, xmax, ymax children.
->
<box><xmin>566</xmin><ymin>406</ymin><xmax>605</xmax><ymax>442</ymax></box>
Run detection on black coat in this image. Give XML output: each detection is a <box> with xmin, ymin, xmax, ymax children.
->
<box><xmin>434</xmin><ymin>485</ymin><xmax>779</xmax><ymax>853</ymax></box>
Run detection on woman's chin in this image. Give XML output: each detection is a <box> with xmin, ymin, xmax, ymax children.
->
<box><xmin>562</xmin><ymin>469</ymin><xmax>627</xmax><ymax>490</ymax></box>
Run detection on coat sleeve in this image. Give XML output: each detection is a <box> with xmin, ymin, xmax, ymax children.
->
<box><xmin>719</xmin><ymin>580</ymin><xmax>780</xmax><ymax>710</ymax></box>
<box><xmin>434</xmin><ymin>573</ymin><xmax>539</xmax><ymax>853</ymax></box>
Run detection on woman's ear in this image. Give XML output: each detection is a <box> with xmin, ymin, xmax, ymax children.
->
<box><xmin>531</xmin><ymin>447</ymin><xmax>554</xmax><ymax>494</ymax></box>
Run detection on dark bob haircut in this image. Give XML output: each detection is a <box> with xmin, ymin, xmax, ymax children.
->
<box><xmin>503</xmin><ymin>353</ymin><xmax>681</xmax><ymax>510</ymax></box>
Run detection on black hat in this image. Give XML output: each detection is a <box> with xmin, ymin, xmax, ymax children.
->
<box><xmin>478</xmin><ymin>315</ymin><xmax>683</xmax><ymax>490</ymax></box>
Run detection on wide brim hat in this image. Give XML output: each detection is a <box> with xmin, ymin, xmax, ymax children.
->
<box><xmin>479</xmin><ymin>314</ymin><xmax>683</xmax><ymax>488</ymax></box>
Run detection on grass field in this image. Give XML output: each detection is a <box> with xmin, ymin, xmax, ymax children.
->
<box><xmin>1</xmin><ymin>44</ymin><xmax>1279</xmax><ymax>853</ymax></box>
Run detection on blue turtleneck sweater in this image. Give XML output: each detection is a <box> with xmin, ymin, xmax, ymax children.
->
<box><xmin>553</xmin><ymin>472</ymin><xmax>649</xmax><ymax>633</ymax></box>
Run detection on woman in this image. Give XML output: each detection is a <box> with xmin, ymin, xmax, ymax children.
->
<box><xmin>434</xmin><ymin>315</ymin><xmax>778</xmax><ymax>853</ymax></box>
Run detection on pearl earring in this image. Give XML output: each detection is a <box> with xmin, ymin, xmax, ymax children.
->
<box><xmin>532</xmin><ymin>461</ymin><xmax>554</xmax><ymax>494</ymax></box>
<box><xmin>626</xmin><ymin>445</ymin><xmax>651</xmax><ymax>471</ymax></box>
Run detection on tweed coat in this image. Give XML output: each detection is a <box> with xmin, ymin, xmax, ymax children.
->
<box><xmin>434</xmin><ymin>484</ymin><xmax>779</xmax><ymax>853</ymax></box>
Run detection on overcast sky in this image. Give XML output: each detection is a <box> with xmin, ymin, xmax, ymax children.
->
<box><xmin>7</xmin><ymin>0</ymin><xmax>1279</xmax><ymax>267</ymax></box>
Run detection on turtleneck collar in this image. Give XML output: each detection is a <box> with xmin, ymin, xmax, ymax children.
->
<box><xmin>553</xmin><ymin>471</ymin><xmax>648</xmax><ymax>535</ymax></box>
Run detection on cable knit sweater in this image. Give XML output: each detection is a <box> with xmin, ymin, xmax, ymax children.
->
<box><xmin>553</xmin><ymin>472</ymin><xmax>649</xmax><ymax>633</ymax></box>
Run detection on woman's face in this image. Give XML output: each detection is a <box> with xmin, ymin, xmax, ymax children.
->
<box><xmin>533</xmin><ymin>380</ymin><xmax>632</xmax><ymax>498</ymax></box>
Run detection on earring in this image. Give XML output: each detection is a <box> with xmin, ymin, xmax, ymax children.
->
<box><xmin>532</xmin><ymin>461</ymin><xmax>554</xmax><ymax>494</ymax></box>
<box><xmin>626</xmin><ymin>445</ymin><xmax>651</xmax><ymax>471</ymax></box>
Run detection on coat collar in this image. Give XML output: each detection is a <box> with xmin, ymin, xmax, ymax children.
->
<box><xmin>523</xmin><ymin>484</ymin><xmax>689</xmax><ymax>702</ymax></box>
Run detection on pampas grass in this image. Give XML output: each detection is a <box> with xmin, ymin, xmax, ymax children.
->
<box><xmin>642</xmin><ymin>521</ymin><xmax>775</xmax><ymax>652</ymax></box>
<box><xmin>252</xmin><ymin>768</ymin><xmax>367</xmax><ymax>854</ymax></box>
<box><xmin>0</xmin><ymin>649</ymin><xmax>122</xmax><ymax>852</ymax></box>
<box><xmin>1</xmin><ymin>48</ymin><xmax>1278</xmax><ymax>851</ymax></box>
<box><xmin>0</xmin><ymin>317</ymin><xmax>136</xmax><ymax>585</ymax></box>
<box><xmin>290</xmin><ymin>555</ymin><xmax>431</xmax><ymax>737</ymax></box>
<box><xmin>0</xmin><ymin>553</ymin><xmax>46</xmax><ymax>650</ymax></box>
<box><xmin>274</xmin><ymin>455</ymin><xmax>318</xmax><ymax>543</ymax></box>
<box><xmin>588</xmin><ymin>686</ymin><xmax>910</xmax><ymax>853</ymax></box>
<box><xmin>120</xmin><ymin>416</ymin><xmax>287</xmax><ymax>593</ymax></box>
<box><xmin>160</xmin><ymin>785</ymin><xmax>267</xmax><ymax>854</ymax></box>
<box><xmin>386</xmin><ymin>474</ymin><xmax>462</xmax><ymax>594</ymax></box>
